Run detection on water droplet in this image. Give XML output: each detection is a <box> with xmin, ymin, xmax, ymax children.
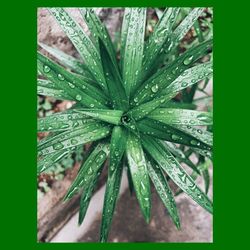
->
<box><xmin>197</xmin><ymin>114</ymin><xmax>211</xmax><ymax>123</ymax></box>
<box><xmin>71</xmin><ymin>138</ymin><xmax>78</xmax><ymax>145</ymax></box>
<box><xmin>43</xmin><ymin>65</ymin><xmax>50</xmax><ymax>73</ymax></box>
<box><xmin>68</xmin><ymin>82</ymin><xmax>75</xmax><ymax>88</ymax></box>
<box><xmin>75</xmin><ymin>94</ymin><xmax>82</xmax><ymax>101</ymax></box>
<box><xmin>183</xmin><ymin>55</ymin><xmax>194</xmax><ymax>65</ymax></box>
<box><xmin>53</xmin><ymin>142</ymin><xmax>64</xmax><ymax>150</ymax></box>
<box><xmin>151</xmin><ymin>84</ymin><xmax>159</xmax><ymax>93</ymax></box>
<box><xmin>72</xmin><ymin>121</ymin><xmax>79</xmax><ymax>128</ymax></box>
<box><xmin>90</xmin><ymin>104</ymin><xmax>95</xmax><ymax>108</ymax></box>
<box><xmin>58</xmin><ymin>74</ymin><xmax>65</xmax><ymax>81</ymax></box>
<box><xmin>181</xmin><ymin>82</ymin><xmax>188</xmax><ymax>88</ymax></box>
<box><xmin>197</xmin><ymin>129</ymin><xmax>203</xmax><ymax>134</ymax></box>
<box><xmin>171</xmin><ymin>134</ymin><xmax>181</xmax><ymax>140</ymax></box>
<box><xmin>87</xmin><ymin>167</ymin><xmax>93</xmax><ymax>175</ymax></box>
<box><xmin>190</xmin><ymin>140</ymin><xmax>200</xmax><ymax>146</ymax></box>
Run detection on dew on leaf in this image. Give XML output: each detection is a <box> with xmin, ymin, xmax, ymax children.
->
<box><xmin>53</xmin><ymin>142</ymin><xmax>64</xmax><ymax>150</ymax></box>
<box><xmin>151</xmin><ymin>84</ymin><xmax>159</xmax><ymax>93</ymax></box>
<box><xmin>76</xmin><ymin>94</ymin><xmax>82</xmax><ymax>101</ymax></box>
<box><xmin>43</xmin><ymin>65</ymin><xmax>51</xmax><ymax>73</ymax></box>
<box><xmin>183</xmin><ymin>55</ymin><xmax>194</xmax><ymax>65</ymax></box>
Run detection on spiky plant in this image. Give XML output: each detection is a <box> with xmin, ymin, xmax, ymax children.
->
<box><xmin>37</xmin><ymin>7</ymin><xmax>213</xmax><ymax>242</ymax></box>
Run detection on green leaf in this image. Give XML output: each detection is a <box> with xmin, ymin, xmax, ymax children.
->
<box><xmin>100</xmin><ymin>162</ymin><xmax>123</xmax><ymax>242</ymax></box>
<box><xmin>37</xmin><ymin>110</ymin><xmax>93</xmax><ymax>132</ymax></box>
<box><xmin>193</xmin><ymin>20</ymin><xmax>204</xmax><ymax>43</ymax></box>
<box><xmin>202</xmin><ymin>169</ymin><xmax>210</xmax><ymax>195</ymax></box>
<box><xmin>127</xmin><ymin>165</ymin><xmax>134</xmax><ymax>195</ymax></box>
<box><xmin>64</xmin><ymin>142</ymin><xmax>109</xmax><ymax>200</ymax></box>
<box><xmin>128</xmin><ymin>96</ymin><xmax>167</xmax><ymax>121</ymax></box>
<box><xmin>80</xmin><ymin>8</ymin><xmax>117</xmax><ymax>68</ymax></box>
<box><xmin>175</xmin><ymin>159</ymin><xmax>211</xmax><ymax>196</ymax></box>
<box><xmin>140</xmin><ymin>8</ymin><xmax>180</xmax><ymax>82</ymax></box>
<box><xmin>98</xmin><ymin>39</ymin><xmax>128</xmax><ymax>110</ymax></box>
<box><xmin>38</xmin><ymin>122</ymin><xmax>111</xmax><ymax>156</ymax></box>
<box><xmin>174</xmin><ymin>125</ymin><xmax>213</xmax><ymax>147</ymax></box>
<box><xmin>37</xmin><ymin>52</ymin><xmax>109</xmax><ymax>108</ymax></box>
<box><xmin>173</xmin><ymin>8</ymin><xmax>204</xmax><ymax>42</ymax></box>
<box><xmin>192</xmin><ymin>147</ymin><xmax>213</xmax><ymax>160</ymax></box>
<box><xmin>37</xmin><ymin>86</ymin><xmax>73</xmax><ymax>101</ymax></box>
<box><xmin>142</xmin><ymin>136</ymin><xmax>213</xmax><ymax>214</ymax></box>
<box><xmin>121</xmin><ymin>8</ymin><xmax>147</xmax><ymax>96</ymax></box>
<box><xmin>147</xmin><ymin>160</ymin><xmax>180</xmax><ymax>229</ymax></box>
<box><xmin>37</xmin><ymin>79</ymin><xmax>74</xmax><ymax>100</ymax></box>
<box><xmin>149</xmin><ymin>8</ymin><xmax>204</xmax><ymax>71</ymax></box>
<box><xmin>137</xmin><ymin>118</ymin><xmax>212</xmax><ymax>151</ymax></box>
<box><xmin>126</xmin><ymin>132</ymin><xmax>151</xmax><ymax>222</ymax></box>
<box><xmin>197</xmin><ymin>159</ymin><xmax>211</xmax><ymax>194</ymax></box>
<box><xmin>164</xmin><ymin>142</ymin><xmax>200</xmax><ymax>175</ymax></box>
<box><xmin>48</xmin><ymin>8</ymin><xmax>107</xmax><ymax>91</ymax></box>
<box><xmin>160</xmin><ymin>101</ymin><xmax>197</xmax><ymax>110</ymax></box>
<box><xmin>38</xmin><ymin>42</ymin><xmax>94</xmax><ymax>79</ymax></box>
<box><xmin>37</xmin><ymin>148</ymin><xmax>71</xmax><ymax>174</ymax></box>
<box><xmin>75</xmin><ymin>109</ymin><xmax>123</xmax><ymax>125</ymax></box>
<box><xmin>78</xmin><ymin>168</ymin><xmax>101</xmax><ymax>225</ymax></box>
<box><xmin>162</xmin><ymin>61</ymin><xmax>213</xmax><ymax>96</ymax></box>
<box><xmin>120</xmin><ymin>8</ymin><xmax>130</xmax><ymax>72</ymax></box>
<box><xmin>148</xmin><ymin>108</ymin><xmax>213</xmax><ymax>126</ymax></box>
<box><xmin>109</xmin><ymin>126</ymin><xmax>127</xmax><ymax>175</ymax></box>
<box><xmin>132</xmin><ymin>39</ymin><xmax>213</xmax><ymax>105</ymax></box>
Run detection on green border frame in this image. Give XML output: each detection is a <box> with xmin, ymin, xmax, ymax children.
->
<box><xmin>1</xmin><ymin>0</ymin><xmax>249</xmax><ymax>249</ymax></box>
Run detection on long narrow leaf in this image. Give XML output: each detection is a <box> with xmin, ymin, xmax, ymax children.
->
<box><xmin>75</xmin><ymin>109</ymin><xmax>123</xmax><ymax>125</ymax></box>
<box><xmin>80</xmin><ymin>8</ymin><xmax>117</xmax><ymax>67</ymax></box>
<box><xmin>132</xmin><ymin>39</ymin><xmax>212</xmax><ymax>105</ymax></box>
<box><xmin>137</xmin><ymin>118</ymin><xmax>212</xmax><ymax>151</ymax></box>
<box><xmin>140</xmin><ymin>8</ymin><xmax>180</xmax><ymax>82</ymax></box>
<box><xmin>48</xmin><ymin>8</ymin><xmax>107</xmax><ymax>90</ymax></box>
<box><xmin>37</xmin><ymin>79</ymin><xmax>75</xmax><ymax>100</ymax></box>
<box><xmin>64</xmin><ymin>142</ymin><xmax>109</xmax><ymax>200</ymax></box>
<box><xmin>121</xmin><ymin>8</ymin><xmax>146</xmax><ymax>96</ymax></box>
<box><xmin>174</xmin><ymin>125</ymin><xmax>213</xmax><ymax>147</ymax></box>
<box><xmin>100</xmin><ymin>162</ymin><xmax>123</xmax><ymax>242</ymax></box>
<box><xmin>163</xmin><ymin>61</ymin><xmax>213</xmax><ymax>96</ymax></box>
<box><xmin>164</xmin><ymin>141</ymin><xmax>200</xmax><ymax>174</ymax></box>
<box><xmin>160</xmin><ymin>101</ymin><xmax>197</xmax><ymax>110</ymax></box>
<box><xmin>99</xmin><ymin>39</ymin><xmax>128</xmax><ymax>110</ymax></box>
<box><xmin>147</xmin><ymin>160</ymin><xmax>180</xmax><ymax>229</ymax></box>
<box><xmin>142</xmin><ymin>136</ymin><xmax>213</xmax><ymax>214</ymax></box>
<box><xmin>109</xmin><ymin>126</ymin><xmax>127</xmax><ymax>174</ymax></box>
<box><xmin>126</xmin><ymin>132</ymin><xmax>151</xmax><ymax>222</ymax></box>
<box><xmin>148</xmin><ymin>108</ymin><xmax>213</xmax><ymax>126</ymax></box>
<box><xmin>173</xmin><ymin>8</ymin><xmax>204</xmax><ymax>42</ymax></box>
<box><xmin>128</xmin><ymin>96</ymin><xmax>167</xmax><ymax>121</ymax></box>
<box><xmin>37</xmin><ymin>52</ymin><xmax>109</xmax><ymax>108</ymax></box>
<box><xmin>78</xmin><ymin>168</ymin><xmax>101</xmax><ymax>225</ymax></box>
<box><xmin>38</xmin><ymin>42</ymin><xmax>94</xmax><ymax>79</ymax></box>
<box><xmin>38</xmin><ymin>110</ymin><xmax>92</xmax><ymax>132</ymax></box>
<box><xmin>37</xmin><ymin>86</ymin><xmax>73</xmax><ymax>101</ymax></box>
<box><xmin>37</xmin><ymin>148</ymin><xmax>71</xmax><ymax>174</ymax></box>
<box><xmin>38</xmin><ymin>122</ymin><xmax>111</xmax><ymax>156</ymax></box>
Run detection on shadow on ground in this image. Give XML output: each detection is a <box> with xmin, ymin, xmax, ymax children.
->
<box><xmin>79</xmin><ymin>182</ymin><xmax>212</xmax><ymax>242</ymax></box>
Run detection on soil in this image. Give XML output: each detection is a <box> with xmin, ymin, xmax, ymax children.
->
<box><xmin>79</xmin><ymin>174</ymin><xmax>213</xmax><ymax>243</ymax></box>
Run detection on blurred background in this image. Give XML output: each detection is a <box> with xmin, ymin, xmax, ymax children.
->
<box><xmin>37</xmin><ymin>7</ymin><xmax>213</xmax><ymax>242</ymax></box>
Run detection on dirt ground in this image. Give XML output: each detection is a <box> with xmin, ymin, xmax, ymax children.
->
<box><xmin>79</xmin><ymin>174</ymin><xmax>213</xmax><ymax>243</ymax></box>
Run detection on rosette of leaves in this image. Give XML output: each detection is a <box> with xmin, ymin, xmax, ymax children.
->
<box><xmin>37</xmin><ymin>7</ymin><xmax>213</xmax><ymax>242</ymax></box>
